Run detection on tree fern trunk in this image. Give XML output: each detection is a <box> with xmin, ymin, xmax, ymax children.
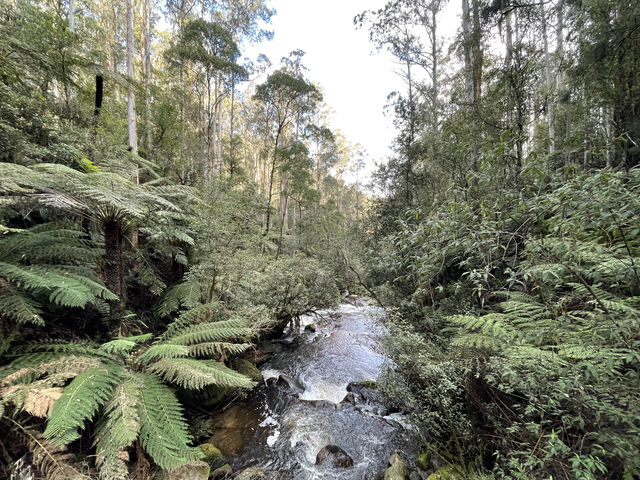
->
<box><xmin>103</xmin><ymin>219</ymin><xmax>125</xmax><ymax>305</ymax></box>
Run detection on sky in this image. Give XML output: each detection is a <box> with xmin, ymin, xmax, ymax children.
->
<box><xmin>241</xmin><ymin>0</ymin><xmax>402</xmax><ymax>179</ymax></box>
<box><xmin>241</xmin><ymin>0</ymin><xmax>461</xmax><ymax>183</ymax></box>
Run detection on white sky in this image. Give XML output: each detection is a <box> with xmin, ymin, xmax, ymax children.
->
<box><xmin>241</xmin><ymin>0</ymin><xmax>398</xmax><ymax>179</ymax></box>
<box><xmin>241</xmin><ymin>0</ymin><xmax>461</xmax><ymax>182</ymax></box>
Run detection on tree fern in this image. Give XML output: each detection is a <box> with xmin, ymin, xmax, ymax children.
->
<box><xmin>94</xmin><ymin>374</ymin><xmax>142</xmax><ymax>479</ymax></box>
<box><xmin>44</xmin><ymin>365</ymin><xmax>125</xmax><ymax>446</ymax></box>
<box><xmin>147</xmin><ymin>357</ymin><xmax>255</xmax><ymax>390</ymax></box>
<box><xmin>164</xmin><ymin>317</ymin><xmax>252</xmax><ymax>345</ymax></box>
<box><xmin>135</xmin><ymin>373</ymin><xmax>202</xmax><ymax>470</ymax></box>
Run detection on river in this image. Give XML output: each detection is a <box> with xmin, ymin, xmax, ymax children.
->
<box><xmin>210</xmin><ymin>302</ymin><xmax>417</xmax><ymax>479</ymax></box>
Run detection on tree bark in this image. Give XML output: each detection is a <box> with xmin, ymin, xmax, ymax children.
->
<box><xmin>142</xmin><ymin>0</ymin><xmax>152</xmax><ymax>155</ymax></box>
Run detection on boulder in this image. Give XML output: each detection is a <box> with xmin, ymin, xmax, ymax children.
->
<box><xmin>197</xmin><ymin>443</ymin><xmax>223</xmax><ymax>467</ymax></box>
<box><xmin>161</xmin><ymin>461</ymin><xmax>210</xmax><ymax>480</ymax></box>
<box><xmin>235</xmin><ymin>467</ymin><xmax>267</xmax><ymax>480</ymax></box>
<box><xmin>315</xmin><ymin>445</ymin><xmax>354</xmax><ymax>468</ymax></box>
<box><xmin>276</xmin><ymin>374</ymin><xmax>304</xmax><ymax>393</ymax></box>
<box><xmin>426</xmin><ymin>465</ymin><xmax>465</xmax><ymax>480</ymax></box>
<box><xmin>210</xmin><ymin>464</ymin><xmax>233</xmax><ymax>479</ymax></box>
<box><xmin>384</xmin><ymin>454</ymin><xmax>407</xmax><ymax>480</ymax></box>
<box><xmin>208</xmin><ymin>405</ymin><xmax>261</xmax><ymax>455</ymax></box>
<box><xmin>304</xmin><ymin>323</ymin><xmax>316</xmax><ymax>332</ymax></box>
<box><xmin>236</xmin><ymin>359</ymin><xmax>263</xmax><ymax>383</ymax></box>
<box><xmin>409</xmin><ymin>473</ymin><xmax>423</xmax><ymax>480</ymax></box>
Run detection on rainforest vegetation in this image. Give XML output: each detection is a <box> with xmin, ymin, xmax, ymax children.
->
<box><xmin>0</xmin><ymin>0</ymin><xmax>638</xmax><ymax>479</ymax></box>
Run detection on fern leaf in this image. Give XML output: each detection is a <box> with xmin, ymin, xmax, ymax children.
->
<box><xmin>165</xmin><ymin>318</ymin><xmax>252</xmax><ymax>346</ymax></box>
<box><xmin>100</xmin><ymin>334</ymin><xmax>153</xmax><ymax>355</ymax></box>
<box><xmin>187</xmin><ymin>341</ymin><xmax>252</xmax><ymax>357</ymax></box>
<box><xmin>135</xmin><ymin>373</ymin><xmax>202</xmax><ymax>470</ymax></box>
<box><xmin>44</xmin><ymin>365</ymin><xmax>124</xmax><ymax>446</ymax></box>
<box><xmin>94</xmin><ymin>374</ymin><xmax>142</xmax><ymax>478</ymax></box>
<box><xmin>147</xmin><ymin>358</ymin><xmax>255</xmax><ymax>390</ymax></box>
<box><xmin>137</xmin><ymin>344</ymin><xmax>190</xmax><ymax>363</ymax></box>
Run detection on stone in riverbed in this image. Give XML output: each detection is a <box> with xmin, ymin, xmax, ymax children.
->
<box><xmin>210</xmin><ymin>463</ymin><xmax>232</xmax><ymax>479</ymax></box>
<box><xmin>276</xmin><ymin>374</ymin><xmax>304</xmax><ymax>393</ymax></box>
<box><xmin>426</xmin><ymin>465</ymin><xmax>465</xmax><ymax>480</ymax></box>
<box><xmin>236</xmin><ymin>359</ymin><xmax>263</xmax><ymax>383</ymax></box>
<box><xmin>235</xmin><ymin>467</ymin><xmax>267</xmax><ymax>479</ymax></box>
<box><xmin>315</xmin><ymin>445</ymin><xmax>354</xmax><ymax>468</ymax></box>
<box><xmin>197</xmin><ymin>443</ymin><xmax>224</xmax><ymax>467</ymax></box>
<box><xmin>384</xmin><ymin>453</ymin><xmax>407</xmax><ymax>479</ymax></box>
<box><xmin>208</xmin><ymin>405</ymin><xmax>261</xmax><ymax>455</ymax></box>
<box><xmin>161</xmin><ymin>461</ymin><xmax>210</xmax><ymax>480</ymax></box>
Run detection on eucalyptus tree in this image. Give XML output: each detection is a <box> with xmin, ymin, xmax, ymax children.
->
<box><xmin>253</xmin><ymin>68</ymin><xmax>320</xmax><ymax>238</ymax></box>
<box><xmin>166</xmin><ymin>19</ymin><xmax>246</xmax><ymax>178</ymax></box>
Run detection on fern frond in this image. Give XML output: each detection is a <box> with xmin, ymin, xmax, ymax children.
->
<box><xmin>156</xmin><ymin>281</ymin><xmax>204</xmax><ymax>316</ymax></box>
<box><xmin>23</xmin><ymin>387</ymin><xmax>63</xmax><ymax>418</ymax></box>
<box><xmin>160</xmin><ymin>302</ymin><xmax>226</xmax><ymax>339</ymax></box>
<box><xmin>135</xmin><ymin>373</ymin><xmax>202</xmax><ymax>470</ymax></box>
<box><xmin>44</xmin><ymin>365</ymin><xmax>125</xmax><ymax>446</ymax></box>
<box><xmin>8</xmin><ymin>420</ymin><xmax>88</xmax><ymax>480</ymax></box>
<box><xmin>39</xmin><ymin>356</ymin><xmax>103</xmax><ymax>378</ymax></box>
<box><xmin>94</xmin><ymin>374</ymin><xmax>142</xmax><ymax>478</ymax></box>
<box><xmin>0</xmin><ymin>286</ymin><xmax>44</xmax><ymax>325</ymax></box>
<box><xmin>100</xmin><ymin>334</ymin><xmax>153</xmax><ymax>355</ymax></box>
<box><xmin>164</xmin><ymin>318</ymin><xmax>252</xmax><ymax>346</ymax></box>
<box><xmin>146</xmin><ymin>358</ymin><xmax>255</xmax><ymax>390</ymax></box>
<box><xmin>137</xmin><ymin>344</ymin><xmax>190</xmax><ymax>363</ymax></box>
<box><xmin>187</xmin><ymin>341</ymin><xmax>252</xmax><ymax>357</ymax></box>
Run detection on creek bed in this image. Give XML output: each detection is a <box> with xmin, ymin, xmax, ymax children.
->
<box><xmin>211</xmin><ymin>303</ymin><xmax>417</xmax><ymax>479</ymax></box>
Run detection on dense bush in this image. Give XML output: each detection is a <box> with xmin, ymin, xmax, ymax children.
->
<box><xmin>378</xmin><ymin>170</ymin><xmax>640</xmax><ymax>479</ymax></box>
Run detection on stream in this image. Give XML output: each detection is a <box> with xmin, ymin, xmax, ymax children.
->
<box><xmin>210</xmin><ymin>302</ymin><xmax>417</xmax><ymax>479</ymax></box>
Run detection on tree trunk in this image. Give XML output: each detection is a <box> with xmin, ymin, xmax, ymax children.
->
<box><xmin>126</xmin><ymin>0</ymin><xmax>138</xmax><ymax>163</ymax></box>
<box><xmin>68</xmin><ymin>0</ymin><xmax>75</xmax><ymax>32</ymax></box>
<box><xmin>541</xmin><ymin>3</ymin><xmax>555</xmax><ymax>155</ymax></box>
<box><xmin>103</xmin><ymin>219</ymin><xmax>125</xmax><ymax>305</ymax></box>
<box><xmin>142</xmin><ymin>0</ymin><xmax>152</xmax><ymax>155</ymax></box>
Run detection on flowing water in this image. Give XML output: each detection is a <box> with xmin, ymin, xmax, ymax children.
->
<box><xmin>214</xmin><ymin>302</ymin><xmax>417</xmax><ymax>479</ymax></box>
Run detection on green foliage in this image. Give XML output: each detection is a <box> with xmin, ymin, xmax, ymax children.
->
<box><xmin>1</xmin><ymin>303</ymin><xmax>258</xmax><ymax>476</ymax></box>
<box><xmin>377</xmin><ymin>169</ymin><xmax>640</xmax><ymax>479</ymax></box>
<box><xmin>250</xmin><ymin>256</ymin><xmax>339</xmax><ymax>322</ymax></box>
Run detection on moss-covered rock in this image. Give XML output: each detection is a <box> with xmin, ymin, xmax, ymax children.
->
<box><xmin>210</xmin><ymin>463</ymin><xmax>233</xmax><ymax>479</ymax></box>
<box><xmin>236</xmin><ymin>359</ymin><xmax>263</xmax><ymax>383</ymax></box>
<box><xmin>161</xmin><ymin>461</ymin><xmax>210</xmax><ymax>480</ymax></box>
<box><xmin>198</xmin><ymin>443</ymin><xmax>224</xmax><ymax>467</ymax></box>
<box><xmin>235</xmin><ymin>467</ymin><xmax>267</xmax><ymax>479</ymax></box>
<box><xmin>426</xmin><ymin>465</ymin><xmax>465</xmax><ymax>480</ymax></box>
<box><xmin>416</xmin><ymin>448</ymin><xmax>431</xmax><ymax>470</ymax></box>
<box><xmin>384</xmin><ymin>454</ymin><xmax>407</xmax><ymax>479</ymax></box>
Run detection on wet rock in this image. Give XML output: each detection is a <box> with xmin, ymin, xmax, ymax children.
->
<box><xmin>236</xmin><ymin>359</ymin><xmax>263</xmax><ymax>383</ymax></box>
<box><xmin>198</xmin><ymin>443</ymin><xmax>223</xmax><ymax>467</ymax></box>
<box><xmin>208</xmin><ymin>405</ymin><xmax>261</xmax><ymax>455</ymax></box>
<box><xmin>341</xmin><ymin>392</ymin><xmax>356</xmax><ymax>404</ymax></box>
<box><xmin>300</xmin><ymin>399</ymin><xmax>337</xmax><ymax>409</ymax></box>
<box><xmin>276</xmin><ymin>374</ymin><xmax>304</xmax><ymax>393</ymax></box>
<box><xmin>161</xmin><ymin>461</ymin><xmax>210</xmax><ymax>480</ymax></box>
<box><xmin>426</xmin><ymin>465</ymin><xmax>465</xmax><ymax>480</ymax></box>
<box><xmin>409</xmin><ymin>472</ymin><xmax>423</xmax><ymax>480</ymax></box>
<box><xmin>384</xmin><ymin>454</ymin><xmax>407</xmax><ymax>480</ymax></box>
<box><xmin>235</xmin><ymin>467</ymin><xmax>267</xmax><ymax>479</ymax></box>
<box><xmin>315</xmin><ymin>445</ymin><xmax>354</xmax><ymax>468</ymax></box>
<box><xmin>210</xmin><ymin>463</ymin><xmax>232</xmax><ymax>479</ymax></box>
<box><xmin>304</xmin><ymin>323</ymin><xmax>316</xmax><ymax>332</ymax></box>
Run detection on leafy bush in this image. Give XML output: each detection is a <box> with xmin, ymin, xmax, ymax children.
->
<box><xmin>251</xmin><ymin>256</ymin><xmax>339</xmax><ymax>324</ymax></box>
<box><xmin>379</xmin><ymin>170</ymin><xmax>640</xmax><ymax>479</ymax></box>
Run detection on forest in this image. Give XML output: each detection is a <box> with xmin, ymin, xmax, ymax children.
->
<box><xmin>0</xmin><ymin>0</ymin><xmax>638</xmax><ymax>479</ymax></box>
